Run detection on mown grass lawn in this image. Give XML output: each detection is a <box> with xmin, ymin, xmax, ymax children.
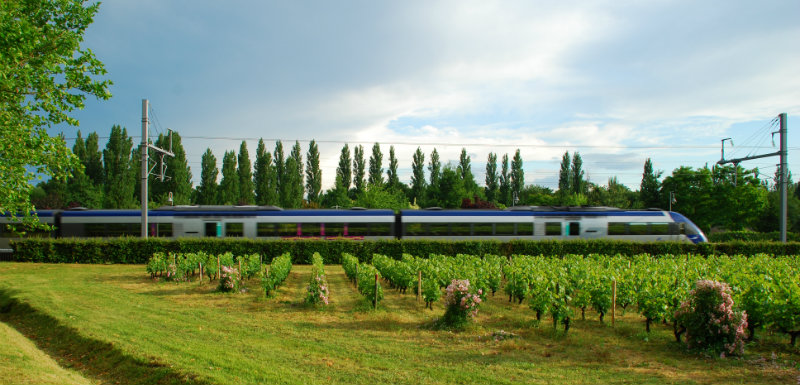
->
<box><xmin>1</xmin><ymin>262</ymin><xmax>798</xmax><ymax>385</ymax></box>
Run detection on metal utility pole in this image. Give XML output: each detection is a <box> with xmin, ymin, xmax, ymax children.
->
<box><xmin>718</xmin><ymin>113</ymin><xmax>787</xmax><ymax>242</ymax></box>
<box><xmin>140</xmin><ymin>99</ymin><xmax>174</xmax><ymax>238</ymax></box>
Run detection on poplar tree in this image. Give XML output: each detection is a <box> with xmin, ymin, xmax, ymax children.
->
<box><xmin>103</xmin><ymin>125</ymin><xmax>135</xmax><ymax>208</ymax></box>
<box><xmin>485</xmin><ymin>152</ymin><xmax>499</xmax><ymax>202</ymax></box>
<box><xmin>197</xmin><ymin>148</ymin><xmax>219</xmax><ymax>205</ymax></box>
<box><xmin>254</xmin><ymin>139</ymin><xmax>276</xmax><ymax>206</ymax></box>
<box><xmin>570</xmin><ymin>152</ymin><xmax>585</xmax><ymax>195</ymax></box>
<box><xmin>410</xmin><ymin>147</ymin><xmax>426</xmax><ymax>206</ymax></box>
<box><xmin>282</xmin><ymin>155</ymin><xmax>301</xmax><ymax>208</ymax></box>
<box><xmin>289</xmin><ymin>141</ymin><xmax>304</xmax><ymax>204</ymax></box>
<box><xmin>558</xmin><ymin>151</ymin><xmax>571</xmax><ymax>198</ymax></box>
<box><xmin>510</xmin><ymin>149</ymin><xmax>524</xmax><ymax>205</ymax></box>
<box><xmin>458</xmin><ymin>148</ymin><xmax>479</xmax><ymax>196</ymax></box>
<box><xmin>305</xmin><ymin>140</ymin><xmax>322</xmax><ymax>203</ymax></box>
<box><xmin>499</xmin><ymin>153</ymin><xmax>511</xmax><ymax>206</ymax></box>
<box><xmin>274</xmin><ymin>141</ymin><xmax>285</xmax><ymax>205</ymax></box>
<box><xmin>368</xmin><ymin>142</ymin><xmax>384</xmax><ymax>186</ymax></box>
<box><xmin>237</xmin><ymin>141</ymin><xmax>255</xmax><ymax>204</ymax></box>
<box><xmin>152</xmin><ymin>131</ymin><xmax>192</xmax><ymax>205</ymax></box>
<box><xmin>84</xmin><ymin>132</ymin><xmax>104</xmax><ymax>185</ymax></box>
<box><xmin>337</xmin><ymin>144</ymin><xmax>352</xmax><ymax>192</ymax></box>
<box><xmin>67</xmin><ymin>131</ymin><xmax>101</xmax><ymax>207</ymax></box>
<box><xmin>640</xmin><ymin>158</ymin><xmax>662</xmax><ymax>208</ymax></box>
<box><xmin>219</xmin><ymin>150</ymin><xmax>239</xmax><ymax>205</ymax></box>
<box><xmin>353</xmin><ymin>145</ymin><xmax>366</xmax><ymax>197</ymax></box>
<box><xmin>425</xmin><ymin>148</ymin><xmax>442</xmax><ymax>207</ymax></box>
<box><xmin>387</xmin><ymin>146</ymin><xmax>401</xmax><ymax>191</ymax></box>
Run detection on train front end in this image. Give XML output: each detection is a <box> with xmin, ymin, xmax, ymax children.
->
<box><xmin>668</xmin><ymin>211</ymin><xmax>708</xmax><ymax>244</ymax></box>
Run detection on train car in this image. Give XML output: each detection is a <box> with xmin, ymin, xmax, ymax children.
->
<box><xmin>399</xmin><ymin>206</ymin><xmax>707</xmax><ymax>244</ymax></box>
<box><xmin>53</xmin><ymin>206</ymin><xmax>397</xmax><ymax>240</ymax></box>
<box><xmin>0</xmin><ymin>210</ymin><xmax>59</xmax><ymax>252</ymax></box>
<box><xmin>1</xmin><ymin>205</ymin><xmax>707</xmax><ymax>247</ymax></box>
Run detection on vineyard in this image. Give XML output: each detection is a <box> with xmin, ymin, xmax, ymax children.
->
<box><xmin>143</xmin><ymin>251</ymin><xmax>800</xmax><ymax>348</ymax></box>
<box><xmin>2</xmin><ymin>258</ymin><xmax>799</xmax><ymax>385</ymax></box>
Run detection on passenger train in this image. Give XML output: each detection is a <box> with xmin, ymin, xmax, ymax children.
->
<box><xmin>0</xmin><ymin>205</ymin><xmax>707</xmax><ymax>251</ymax></box>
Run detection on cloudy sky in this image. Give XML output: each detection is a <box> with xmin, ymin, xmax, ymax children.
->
<box><xmin>58</xmin><ymin>0</ymin><xmax>800</xmax><ymax>191</ymax></box>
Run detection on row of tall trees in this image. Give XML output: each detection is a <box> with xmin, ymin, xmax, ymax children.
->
<box><xmin>31</xmin><ymin>127</ymin><xmax>800</xmax><ymax>233</ymax></box>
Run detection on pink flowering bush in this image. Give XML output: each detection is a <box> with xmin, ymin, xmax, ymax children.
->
<box><xmin>674</xmin><ymin>280</ymin><xmax>748</xmax><ymax>356</ymax></box>
<box><xmin>441</xmin><ymin>279</ymin><xmax>483</xmax><ymax>327</ymax></box>
<box><xmin>305</xmin><ymin>253</ymin><xmax>329</xmax><ymax>306</ymax></box>
<box><xmin>217</xmin><ymin>265</ymin><xmax>241</xmax><ymax>293</ymax></box>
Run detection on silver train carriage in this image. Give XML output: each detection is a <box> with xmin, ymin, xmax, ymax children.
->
<box><xmin>1</xmin><ymin>205</ymin><xmax>707</xmax><ymax>251</ymax></box>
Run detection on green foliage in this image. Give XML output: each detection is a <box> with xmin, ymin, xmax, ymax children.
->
<box><xmin>352</xmin><ymin>145</ymin><xmax>366</xmax><ymax>198</ymax></box>
<box><xmin>484</xmin><ymin>153</ymin><xmax>499</xmax><ymax>203</ymax></box>
<box><xmin>674</xmin><ymin>280</ymin><xmax>747</xmax><ymax>355</ymax></box>
<box><xmin>709</xmin><ymin>231</ymin><xmax>800</xmax><ymax>242</ymax></box>
<box><xmin>386</xmin><ymin>146</ymin><xmax>402</xmax><ymax>192</ymax></box>
<box><xmin>368</xmin><ymin>142</ymin><xmax>384</xmax><ymax>187</ymax></box>
<box><xmin>197</xmin><ymin>148</ymin><xmax>219</xmax><ymax>205</ymax></box>
<box><xmin>237</xmin><ymin>141</ymin><xmax>255</xmax><ymax>205</ymax></box>
<box><xmin>356</xmin><ymin>262</ymin><xmax>383</xmax><ymax>307</ymax></box>
<box><xmin>305</xmin><ymin>253</ymin><xmax>329</xmax><ymax>305</ymax></box>
<box><xmin>219</xmin><ymin>150</ymin><xmax>239</xmax><ymax>205</ymax></box>
<box><xmin>639</xmin><ymin>158</ymin><xmax>662</xmax><ymax>208</ymax></box>
<box><xmin>150</xmin><ymin>132</ymin><xmax>193</xmax><ymax>205</ymax></box>
<box><xmin>262</xmin><ymin>252</ymin><xmax>292</xmax><ymax>296</ymax></box>
<box><xmin>410</xmin><ymin>147</ymin><xmax>426</xmax><ymax>206</ymax></box>
<box><xmin>336</xmin><ymin>144</ymin><xmax>352</xmax><ymax>192</ymax></box>
<box><xmin>0</xmin><ymin>0</ymin><xmax>111</xmax><ymax>227</ymax></box>
<box><xmin>499</xmin><ymin>153</ymin><xmax>511</xmax><ymax>206</ymax></box>
<box><xmin>354</xmin><ymin>184</ymin><xmax>409</xmax><ymax>210</ymax></box>
<box><xmin>305</xmin><ymin>140</ymin><xmax>322</xmax><ymax>203</ymax></box>
<box><xmin>103</xmin><ymin>125</ymin><xmax>135</xmax><ymax>209</ymax></box>
<box><xmin>254</xmin><ymin>139</ymin><xmax>277</xmax><ymax>206</ymax></box>
<box><xmin>425</xmin><ymin>149</ymin><xmax>442</xmax><ymax>207</ymax></box>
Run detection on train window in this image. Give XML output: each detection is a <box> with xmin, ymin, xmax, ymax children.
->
<box><xmin>403</xmin><ymin>223</ymin><xmax>424</xmax><ymax>236</ymax></box>
<box><xmin>608</xmin><ymin>222</ymin><xmax>626</xmax><ymax>235</ymax></box>
<box><xmin>301</xmin><ymin>223</ymin><xmax>321</xmax><ymax>236</ymax></box>
<box><xmin>473</xmin><ymin>223</ymin><xmax>493</xmax><ymax>236</ymax></box>
<box><xmin>650</xmin><ymin>223</ymin><xmax>669</xmax><ymax>235</ymax></box>
<box><xmin>370</xmin><ymin>223</ymin><xmax>392</xmax><ymax>236</ymax></box>
<box><xmin>429</xmin><ymin>223</ymin><xmax>449</xmax><ymax>236</ymax></box>
<box><xmin>495</xmin><ymin>223</ymin><xmax>515</xmax><ymax>236</ymax></box>
<box><xmin>348</xmin><ymin>223</ymin><xmax>368</xmax><ymax>236</ymax></box>
<box><xmin>257</xmin><ymin>223</ymin><xmax>276</xmax><ymax>237</ymax></box>
<box><xmin>225</xmin><ymin>223</ymin><xmax>244</xmax><ymax>237</ymax></box>
<box><xmin>670</xmin><ymin>223</ymin><xmax>686</xmax><ymax>235</ymax></box>
<box><xmin>157</xmin><ymin>223</ymin><xmax>173</xmax><ymax>237</ymax></box>
<box><xmin>517</xmin><ymin>223</ymin><xmax>534</xmax><ymax>236</ymax></box>
<box><xmin>205</xmin><ymin>222</ymin><xmax>219</xmax><ymax>237</ymax></box>
<box><xmin>545</xmin><ymin>222</ymin><xmax>561</xmax><ymax>236</ymax></box>
<box><xmin>277</xmin><ymin>223</ymin><xmax>298</xmax><ymax>237</ymax></box>
<box><xmin>86</xmin><ymin>223</ymin><xmax>138</xmax><ymax>237</ymax></box>
<box><xmin>568</xmin><ymin>222</ymin><xmax>580</xmax><ymax>236</ymax></box>
<box><xmin>629</xmin><ymin>223</ymin><xmax>648</xmax><ymax>235</ymax></box>
<box><xmin>451</xmin><ymin>223</ymin><xmax>471</xmax><ymax>236</ymax></box>
<box><xmin>324</xmin><ymin>223</ymin><xmax>345</xmax><ymax>237</ymax></box>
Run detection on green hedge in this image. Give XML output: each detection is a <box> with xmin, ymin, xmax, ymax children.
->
<box><xmin>9</xmin><ymin>238</ymin><xmax>800</xmax><ymax>264</ymax></box>
<box><xmin>708</xmin><ymin>231</ymin><xmax>800</xmax><ymax>243</ymax></box>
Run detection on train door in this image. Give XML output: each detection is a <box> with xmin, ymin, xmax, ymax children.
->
<box><xmin>204</xmin><ymin>222</ymin><xmax>222</xmax><ymax>237</ymax></box>
<box><xmin>565</xmin><ymin>221</ymin><xmax>580</xmax><ymax>237</ymax></box>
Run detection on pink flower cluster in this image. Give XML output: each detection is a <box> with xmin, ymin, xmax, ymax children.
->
<box><xmin>444</xmin><ymin>279</ymin><xmax>483</xmax><ymax>318</ymax></box>
<box><xmin>219</xmin><ymin>265</ymin><xmax>240</xmax><ymax>291</ymax></box>
<box><xmin>675</xmin><ymin>280</ymin><xmax>748</xmax><ymax>355</ymax></box>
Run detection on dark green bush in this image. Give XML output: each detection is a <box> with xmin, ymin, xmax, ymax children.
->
<box><xmin>9</xmin><ymin>238</ymin><xmax>800</xmax><ymax>264</ymax></box>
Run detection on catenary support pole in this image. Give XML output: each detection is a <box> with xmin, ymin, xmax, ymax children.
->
<box><xmin>141</xmin><ymin>99</ymin><xmax>149</xmax><ymax>239</ymax></box>
<box><xmin>780</xmin><ymin>113</ymin><xmax>788</xmax><ymax>243</ymax></box>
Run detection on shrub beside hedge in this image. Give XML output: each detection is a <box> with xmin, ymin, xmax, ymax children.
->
<box><xmin>9</xmin><ymin>238</ymin><xmax>800</xmax><ymax>264</ymax></box>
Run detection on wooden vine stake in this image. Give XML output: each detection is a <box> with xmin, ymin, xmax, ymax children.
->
<box><xmin>374</xmin><ymin>273</ymin><xmax>379</xmax><ymax>310</ymax></box>
<box><xmin>217</xmin><ymin>255</ymin><xmax>221</xmax><ymax>281</ymax></box>
<box><xmin>417</xmin><ymin>270</ymin><xmax>422</xmax><ymax>303</ymax></box>
<box><xmin>612</xmin><ymin>279</ymin><xmax>617</xmax><ymax>327</ymax></box>
<box><xmin>199</xmin><ymin>262</ymin><xmax>203</xmax><ymax>283</ymax></box>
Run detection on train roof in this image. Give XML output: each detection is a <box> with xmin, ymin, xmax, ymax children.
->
<box><xmin>401</xmin><ymin>207</ymin><xmax>668</xmax><ymax>217</ymax></box>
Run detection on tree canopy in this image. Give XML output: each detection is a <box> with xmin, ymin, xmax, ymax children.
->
<box><xmin>1</xmin><ymin>0</ymin><xmax>111</xmax><ymax>226</ymax></box>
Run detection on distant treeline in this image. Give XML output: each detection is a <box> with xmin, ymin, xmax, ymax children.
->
<box><xmin>32</xmin><ymin>126</ymin><xmax>800</xmax><ymax>234</ymax></box>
